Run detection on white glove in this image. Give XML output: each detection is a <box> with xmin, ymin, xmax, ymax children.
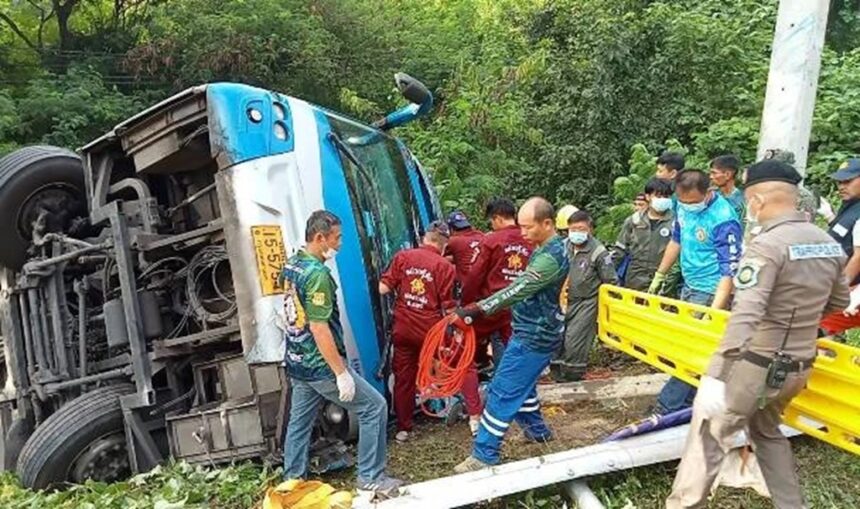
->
<box><xmin>817</xmin><ymin>197</ymin><xmax>835</xmax><ymax>222</ymax></box>
<box><xmin>694</xmin><ymin>376</ymin><xmax>726</xmax><ymax>419</ymax></box>
<box><xmin>336</xmin><ymin>370</ymin><xmax>356</xmax><ymax>402</ymax></box>
<box><xmin>844</xmin><ymin>286</ymin><xmax>860</xmax><ymax>316</ymax></box>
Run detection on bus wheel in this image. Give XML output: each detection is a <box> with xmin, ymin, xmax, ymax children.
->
<box><xmin>0</xmin><ymin>146</ymin><xmax>86</xmax><ymax>269</ymax></box>
<box><xmin>16</xmin><ymin>384</ymin><xmax>134</xmax><ymax>489</ymax></box>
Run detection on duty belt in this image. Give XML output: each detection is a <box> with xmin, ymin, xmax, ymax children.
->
<box><xmin>742</xmin><ymin>351</ymin><xmax>815</xmax><ymax>372</ymax></box>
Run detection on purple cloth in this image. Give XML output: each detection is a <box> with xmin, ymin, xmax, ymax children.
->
<box><xmin>602</xmin><ymin>408</ymin><xmax>693</xmax><ymax>442</ymax></box>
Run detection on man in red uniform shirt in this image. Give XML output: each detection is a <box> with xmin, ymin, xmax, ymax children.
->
<box><xmin>462</xmin><ymin>197</ymin><xmax>534</xmax><ymax>364</ymax></box>
<box><xmin>380</xmin><ymin>221</ymin><xmax>456</xmax><ymax>442</ymax></box>
<box><xmin>445</xmin><ymin>211</ymin><xmax>484</xmax><ymax>286</ymax></box>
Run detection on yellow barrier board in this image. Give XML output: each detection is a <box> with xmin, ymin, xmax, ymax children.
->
<box><xmin>598</xmin><ymin>285</ymin><xmax>860</xmax><ymax>456</ymax></box>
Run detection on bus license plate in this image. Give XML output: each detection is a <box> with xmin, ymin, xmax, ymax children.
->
<box><xmin>251</xmin><ymin>225</ymin><xmax>286</xmax><ymax>296</ymax></box>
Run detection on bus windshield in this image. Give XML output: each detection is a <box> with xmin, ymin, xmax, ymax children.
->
<box><xmin>326</xmin><ymin>114</ymin><xmax>417</xmax><ymax>268</ymax></box>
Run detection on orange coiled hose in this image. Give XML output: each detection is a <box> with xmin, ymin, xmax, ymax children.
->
<box><xmin>416</xmin><ymin>316</ymin><xmax>476</xmax><ymax>404</ymax></box>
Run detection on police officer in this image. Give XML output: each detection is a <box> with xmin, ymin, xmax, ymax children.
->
<box><xmin>828</xmin><ymin>158</ymin><xmax>860</xmax><ymax>285</ymax></box>
<box><xmin>445</xmin><ymin>210</ymin><xmax>484</xmax><ymax>285</ymax></box>
<box><xmin>379</xmin><ymin>221</ymin><xmax>456</xmax><ymax>442</ymax></box>
<box><xmin>666</xmin><ymin>161</ymin><xmax>850</xmax><ymax>509</ymax></box>
<box><xmin>282</xmin><ymin>211</ymin><xmax>402</xmax><ymax>497</ymax></box>
<box><xmin>553</xmin><ymin>210</ymin><xmax>617</xmax><ymax>382</ymax></box>
<box><xmin>451</xmin><ymin>197</ymin><xmax>570</xmax><ymax>473</ymax></box>
<box><xmin>614</xmin><ymin>178</ymin><xmax>674</xmax><ymax>291</ymax></box>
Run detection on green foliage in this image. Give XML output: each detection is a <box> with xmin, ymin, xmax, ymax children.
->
<box><xmin>0</xmin><ymin>461</ymin><xmax>278</xmax><ymax>509</ymax></box>
<box><xmin>0</xmin><ymin>65</ymin><xmax>150</xmax><ymax>153</ymax></box>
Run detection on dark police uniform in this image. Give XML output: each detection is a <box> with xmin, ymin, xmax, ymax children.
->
<box><xmin>827</xmin><ymin>158</ymin><xmax>860</xmax><ymax>285</ymax></box>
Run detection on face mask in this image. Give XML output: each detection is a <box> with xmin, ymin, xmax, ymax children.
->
<box><xmin>568</xmin><ymin>231</ymin><xmax>589</xmax><ymax>245</ymax></box>
<box><xmin>650</xmin><ymin>197</ymin><xmax>672</xmax><ymax>213</ymax></box>
<box><xmin>322</xmin><ymin>239</ymin><xmax>339</xmax><ymax>260</ymax></box>
<box><xmin>679</xmin><ymin>201</ymin><xmax>706</xmax><ymax>214</ymax></box>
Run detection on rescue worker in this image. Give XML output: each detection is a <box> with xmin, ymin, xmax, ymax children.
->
<box><xmin>648</xmin><ymin>169</ymin><xmax>742</xmax><ymax>415</ymax></box>
<box><xmin>451</xmin><ymin>197</ymin><xmax>570</xmax><ymax>473</ymax></box>
<box><xmin>445</xmin><ymin>210</ymin><xmax>484</xmax><ymax>285</ymax></box>
<box><xmin>614</xmin><ymin>178</ymin><xmax>675</xmax><ymax>291</ymax></box>
<box><xmin>555</xmin><ymin>204</ymin><xmax>579</xmax><ymax>236</ymax></box>
<box><xmin>462</xmin><ymin>197</ymin><xmax>534</xmax><ymax>365</ymax></box>
<box><xmin>379</xmin><ymin>221</ymin><xmax>456</xmax><ymax>442</ymax></box>
<box><xmin>281</xmin><ymin>210</ymin><xmax>402</xmax><ymax>497</ymax></box>
<box><xmin>552</xmin><ymin>210</ymin><xmax>617</xmax><ymax>381</ymax></box>
<box><xmin>709</xmin><ymin>154</ymin><xmax>745</xmax><ymax>221</ymax></box>
<box><xmin>655</xmin><ymin>151</ymin><xmax>685</xmax><ymax>182</ymax></box>
<box><xmin>828</xmin><ymin>158</ymin><xmax>860</xmax><ymax>285</ymax></box>
<box><xmin>666</xmin><ymin>160</ymin><xmax>849</xmax><ymax>509</ymax></box>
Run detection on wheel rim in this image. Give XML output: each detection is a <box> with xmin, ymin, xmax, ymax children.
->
<box><xmin>17</xmin><ymin>184</ymin><xmax>85</xmax><ymax>240</ymax></box>
<box><xmin>69</xmin><ymin>432</ymin><xmax>130</xmax><ymax>484</ymax></box>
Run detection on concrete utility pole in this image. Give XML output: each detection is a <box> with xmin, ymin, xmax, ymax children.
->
<box><xmin>757</xmin><ymin>0</ymin><xmax>830</xmax><ymax>175</ymax></box>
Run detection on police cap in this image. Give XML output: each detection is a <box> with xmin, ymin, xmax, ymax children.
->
<box><xmin>831</xmin><ymin>158</ymin><xmax>860</xmax><ymax>182</ymax></box>
<box><xmin>745</xmin><ymin>160</ymin><xmax>802</xmax><ymax>187</ymax></box>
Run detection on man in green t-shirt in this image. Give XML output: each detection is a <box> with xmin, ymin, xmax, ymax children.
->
<box><xmin>281</xmin><ymin>210</ymin><xmax>401</xmax><ymax>498</ymax></box>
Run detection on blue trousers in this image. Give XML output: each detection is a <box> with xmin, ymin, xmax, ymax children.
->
<box><xmin>655</xmin><ymin>285</ymin><xmax>715</xmax><ymax>414</ymax></box>
<box><xmin>283</xmin><ymin>367</ymin><xmax>388</xmax><ymax>484</ymax></box>
<box><xmin>473</xmin><ymin>338</ymin><xmax>553</xmax><ymax>464</ymax></box>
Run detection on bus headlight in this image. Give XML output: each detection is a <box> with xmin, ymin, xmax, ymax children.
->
<box><xmin>273</xmin><ymin>102</ymin><xmax>286</xmax><ymax>121</ymax></box>
<box><xmin>247</xmin><ymin>108</ymin><xmax>263</xmax><ymax>123</ymax></box>
<box><xmin>273</xmin><ymin>122</ymin><xmax>288</xmax><ymax>141</ymax></box>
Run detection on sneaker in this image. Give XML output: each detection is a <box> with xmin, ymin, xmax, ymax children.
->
<box><xmin>523</xmin><ymin>430</ymin><xmax>554</xmax><ymax>443</ymax></box>
<box><xmin>395</xmin><ymin>430</ymin><xmax>409</xmax><ymax>442</ymax></box>
<box><xmin>358</xmin><ymin>475</ymin><xmax>404</xmax><ymax>500</ymax></box>
<box><xmin>468</xmin><ymin>416</ymin><xmax>480</xmax><ymax>436</ymax></box>
<box><xmin>454</xmin><ymin>455</ymin><xmax>492</xmax><ymax>474</ymax></box>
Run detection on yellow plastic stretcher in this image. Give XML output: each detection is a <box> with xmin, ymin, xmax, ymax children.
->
<box><xmin>597</xmin><ymin>285</ymin><xmax>860</xmax><ymax>456</ymax></box>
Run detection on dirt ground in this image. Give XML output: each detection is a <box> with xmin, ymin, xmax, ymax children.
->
<box><xmin>384</xmin><ymin>396</ymin><xmax>653</xmax><ymax>484</ymax></box>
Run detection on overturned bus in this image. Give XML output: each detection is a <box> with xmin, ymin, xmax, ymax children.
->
<box><xmin>0</xmin><ymin>74</ymin><xmax>440</xmax><ymax>488</ymax></box>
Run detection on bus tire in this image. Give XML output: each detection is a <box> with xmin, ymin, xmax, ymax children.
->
<box><xmin>0</xmin><ymin>146</ymin><xmax>86</xmax><ymax>269</ymax></box>
<box><xmin>16</xmin><ymin>384</ymin><xmax>134</xmax><ymax>489</ymax></box>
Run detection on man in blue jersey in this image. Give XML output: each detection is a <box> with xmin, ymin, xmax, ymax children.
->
<box><xmin>647</xmin><ymin>170</ymin><xmax>743</xmax><ymax>415</ymax></box>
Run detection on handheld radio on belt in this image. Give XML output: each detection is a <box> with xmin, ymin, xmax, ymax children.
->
<box><xmin>765</xmin><ymin>307</ymin><xmax>796</xmax><ymax>390</ymax></box>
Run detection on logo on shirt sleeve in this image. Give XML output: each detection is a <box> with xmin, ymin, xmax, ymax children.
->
<box><xmin>734</xmin><ymin>259</ymin><xmax>762</xmax><ymax>289</ymax></box>
<box><xmin>311</xmin><ymin>292</ymin><xmax>327</xmax><ymax>306</ymax></box>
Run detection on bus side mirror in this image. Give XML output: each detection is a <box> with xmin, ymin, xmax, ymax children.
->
<box><xmin>395</xmin><ymin>73</ymin><xmax>432</xmax><ymax>107</ymax></box>
<box><xmin>367</xmin><ymin>73</ymin><xmax>434</xmax><ymax>133</ymax></box>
